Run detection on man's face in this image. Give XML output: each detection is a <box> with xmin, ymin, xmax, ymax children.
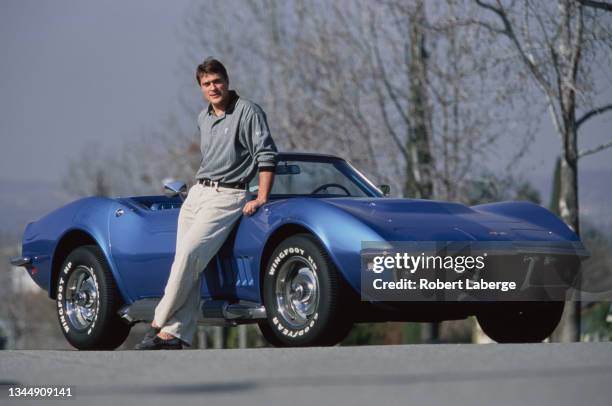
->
<box><xmin>199</xmin><ymin>73</ymin><xmax>229</xmax><ymax>106</ymax></box>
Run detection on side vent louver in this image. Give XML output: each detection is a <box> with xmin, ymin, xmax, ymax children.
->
<box><xmin>220</xmin><ymin>256</ymin><xmax>254</xmax><ymax>287</ymax></box>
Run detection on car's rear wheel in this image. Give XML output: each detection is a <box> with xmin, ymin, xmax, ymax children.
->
<box><xmin>476</xmin><ymin>301</ymin><xmax>564</xmax><ymax>343</ymax></box>
<box><xmin>56</xmin><ymin>245</ymin><xmax>130</xmax><ymax>350</ymax></box>
<box><xmin>258</xmin><ymin>234</ymin><xmax>353</xmax><ymax>347</ymax></box>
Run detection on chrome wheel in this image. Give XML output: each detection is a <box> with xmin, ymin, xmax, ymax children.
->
<box><xmin>65</xmin><ymin>265</ymin><xmax>99</xmax><ymax>331</ymax></box>
<box><xmin>260</xmin><ymin>234</ymin><xmax>353</xmax><ymax>347</ymax></box>
<box><xmin>275</xmin><ymin>256</ymin><xmax>320</xmax><ymax>329</ymax></box>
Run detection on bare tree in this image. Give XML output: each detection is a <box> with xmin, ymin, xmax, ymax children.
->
<box><xmin>427</xmin><ymin>0</ymin><xmax>538</xmax><ymax>202</ymax></box>
<box><xmin>174</xmin><ymin>1</ymin><xmax>530</xmax><ymax>201</ymax></box>
<box><xmin>577</xmin><ymin>0</ymin><xmax>612</xmax><ymax>12</ymax></box>
<box><xmin>64</xmin><ymin>0</ymin><xmax>532</xmax><ymax>204</ymax></box>
<box><xmin>62</xmin><ymin>114</ymin><xmax>202</xmax><ymax>198</ymax></box>
<box><xmin>473</xmin><ymin>0</ymin><xmax>612</xmax><ymax>341</ymax></box>
<box><xmin>407</xmin><ymin>0</ymin><xmax>435</xmax><ymax>198</ymax></box>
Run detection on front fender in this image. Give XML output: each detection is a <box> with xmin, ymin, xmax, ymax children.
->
<box><xmin>263</xmin><ymin>199</ymin><xmax>384</xmax><ymax>294</ymax></box>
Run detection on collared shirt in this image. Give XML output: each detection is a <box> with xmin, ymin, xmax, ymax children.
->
<box><xmin>195</xmin><ymin>90</ymin><xmax>277</xmax><ymax>184</ymax></box>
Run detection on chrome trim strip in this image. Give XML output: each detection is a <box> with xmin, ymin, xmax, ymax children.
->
<box><xmin>10</xmin><ymin>256</ymin><xmax>31</xmax><ymax>267</ymax></box>
<box><xmin>119</xmin><ymin>298</ymin><xmax>267</xmax><ymax>326</ymax></box>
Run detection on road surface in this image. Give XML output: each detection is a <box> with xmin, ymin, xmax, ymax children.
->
<box><xmin>1</xmin><ymin>343</ymin><xmax>611</xmax><ymax>405</ymax></box>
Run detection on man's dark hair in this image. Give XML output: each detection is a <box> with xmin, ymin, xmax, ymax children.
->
<box><xmin>196</xmin><ymin>58</ymin><xmax>229</xmax><ymax>84</ymax></box>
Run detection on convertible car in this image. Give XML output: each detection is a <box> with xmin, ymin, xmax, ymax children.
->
<box><xmin>11</xmin><ymin>153</ymin><xmax>588</xmax><ymax>349</ymax></box>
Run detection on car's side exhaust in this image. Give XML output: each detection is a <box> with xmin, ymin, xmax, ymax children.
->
<box><xmin>118</xmin><ymin>299</ymin><xmax>266</xmax><ymax>326</ymax></box>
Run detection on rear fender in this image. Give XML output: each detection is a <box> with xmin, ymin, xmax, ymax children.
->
<box><xmin>48</xmin><ymin>199</ymin><xmax>132</xmax><ymax>304</ymax></box>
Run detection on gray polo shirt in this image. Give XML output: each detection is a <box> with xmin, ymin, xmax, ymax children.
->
<box><xmin>195</xmin><ymin>91</ymin><xmax>277</xmax><ymax>184</ymax></box>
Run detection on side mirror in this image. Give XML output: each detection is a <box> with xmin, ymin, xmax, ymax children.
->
<box><xmin>163</xmin><ymin>180</ymin><xmax>187</xmax><ymax>200</ymax></box>
<box><xmin>378</xmin><ymin>184</ymin><xmax>390</xmax><ymax>196</ymax></box>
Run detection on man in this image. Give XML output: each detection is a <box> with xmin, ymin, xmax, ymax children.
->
<box><xmin>135</xmin><ymin>58</ymin><xmax>277</xmax><ymax>350</ymax></box>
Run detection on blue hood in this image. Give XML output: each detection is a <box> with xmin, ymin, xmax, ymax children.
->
<box><xmin>322</xmin><ymin>198</ymin><xmax>559</xmax><ymax>241</ymax></box>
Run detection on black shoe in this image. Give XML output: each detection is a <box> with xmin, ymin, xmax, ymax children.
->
<box><xmin>134</xmin><ymin>330</ymin><xmax>183</xmax><ymax>350</ymax></box>
<box><xmin>143</xmin><ymin>326</ymin><xmax>161</xmax><ymax>341</ymax></box>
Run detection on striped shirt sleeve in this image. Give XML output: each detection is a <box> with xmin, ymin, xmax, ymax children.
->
<box><xmin>242</xmin><ymin>104</ymin><xmax>278</xmax><ymax>169</ymax></box>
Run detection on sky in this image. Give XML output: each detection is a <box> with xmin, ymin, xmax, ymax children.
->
<box><xmin>0</xmin><ymin>0</ymin><xmax>610</xmax><ymax>188</ymax></box>
<box><xmin>0</xmin><ymin>0</ymin><xmax>196</xmax><ymax>183</ymax></box>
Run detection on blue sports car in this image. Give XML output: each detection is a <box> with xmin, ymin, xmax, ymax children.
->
<box><xmin>11</xmin><ymin>153</ymin><xmax>588</xmax><ymax>349</ymax></box>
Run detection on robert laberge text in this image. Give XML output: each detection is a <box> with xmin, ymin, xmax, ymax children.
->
<box><xmin>373</xmin><ymin>278</ymin><xmax>517</xmax><ymax>292</ymax></box>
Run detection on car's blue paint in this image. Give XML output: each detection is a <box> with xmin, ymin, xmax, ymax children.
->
<box><xmin>21</xmin><ymin>198</ymin><xmax>102</xmax><ymax>292</ymax></box>
<box><xmin>474</xmin><ymin>201</ymin><xmax>578</xmax><ymax>240</ymax></box>
<box><xmin>19</xmin><ymin>196</ymin><xmax>135</xmax><ymax>301</ymax></box>
<box><xmin>232</xmin><ymin>197</ymin><xmax>386</xmax><ymax>299</ymax></box>
<box><xmin>17</xmin><ymin>153</ymin><xmax>584</xmax><ymax>308</ymax></box>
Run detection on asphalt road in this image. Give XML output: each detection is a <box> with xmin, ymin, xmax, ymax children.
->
<box><xmin>1</xmin><ymin>343</ymin><xmax>611</xmax><ymax>406</ymax></box>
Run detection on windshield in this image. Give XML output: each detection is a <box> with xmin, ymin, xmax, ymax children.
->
<box><xmin>248</xmin><ymin>157</ymin><xmax>381</xmax><ymax>198</ymax></box>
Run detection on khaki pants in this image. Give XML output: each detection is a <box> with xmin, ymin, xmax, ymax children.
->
<box><xmin>153</xmin><ymin>182</ymin><xmax>248</xmax><ymax>346</ymax></box>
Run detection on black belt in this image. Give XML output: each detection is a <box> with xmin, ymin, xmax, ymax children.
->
<box><xmin>198</xmin><ymin>178</ymin><xmax>247</xmax><ymax>190</ymax></box>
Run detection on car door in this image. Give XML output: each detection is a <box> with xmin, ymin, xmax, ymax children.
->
<box><xmin>108</xmin><ymin>200</ymin><xmax>178</xmax><ymax>300</ymax></box>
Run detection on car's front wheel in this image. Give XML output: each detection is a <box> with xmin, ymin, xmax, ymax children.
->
<box><xmin>476</xmin><ymin>301</ymin><xmax>564</xmax><ymax>343</ymax></box>
<box><xmin>56</xmin><ymin>245</ymin><xmax>130</xmax><ymax>350</ymax></box>
<box><xmin>258</xmin><ymin>234</ymin><xmax>353</xmax><ymax>347</ymax></box>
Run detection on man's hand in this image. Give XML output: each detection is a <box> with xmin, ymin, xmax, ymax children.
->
<box><xmin>243</xmin><ymin>169</ymin><xmax>274</xmax><ymax>216</ymax></box>
<box><xmin>243</xmin><ymin>198</ymin><xmax>266</xmax><ymax>216</ymax></box>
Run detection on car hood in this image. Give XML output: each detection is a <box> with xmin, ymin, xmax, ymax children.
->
<box><xmin>322</xmin><ymin>198</ymin><xmax>558</xmax><ymax>241</ymax></box>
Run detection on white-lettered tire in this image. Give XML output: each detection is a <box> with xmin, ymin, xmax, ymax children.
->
<box><xmin>476</xmin><ymin>301</ymin><xmax>564</xmax><ymax>343</ymax></box>
<box><xmin>258</xmin><ymin>234</ymin><xmax>353</xmax><ymax>347</ymax></box>
<box><xmin>56</xmin><ymin>245</ymin><xmax>130</xmax><ymax>350</ymax></box>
